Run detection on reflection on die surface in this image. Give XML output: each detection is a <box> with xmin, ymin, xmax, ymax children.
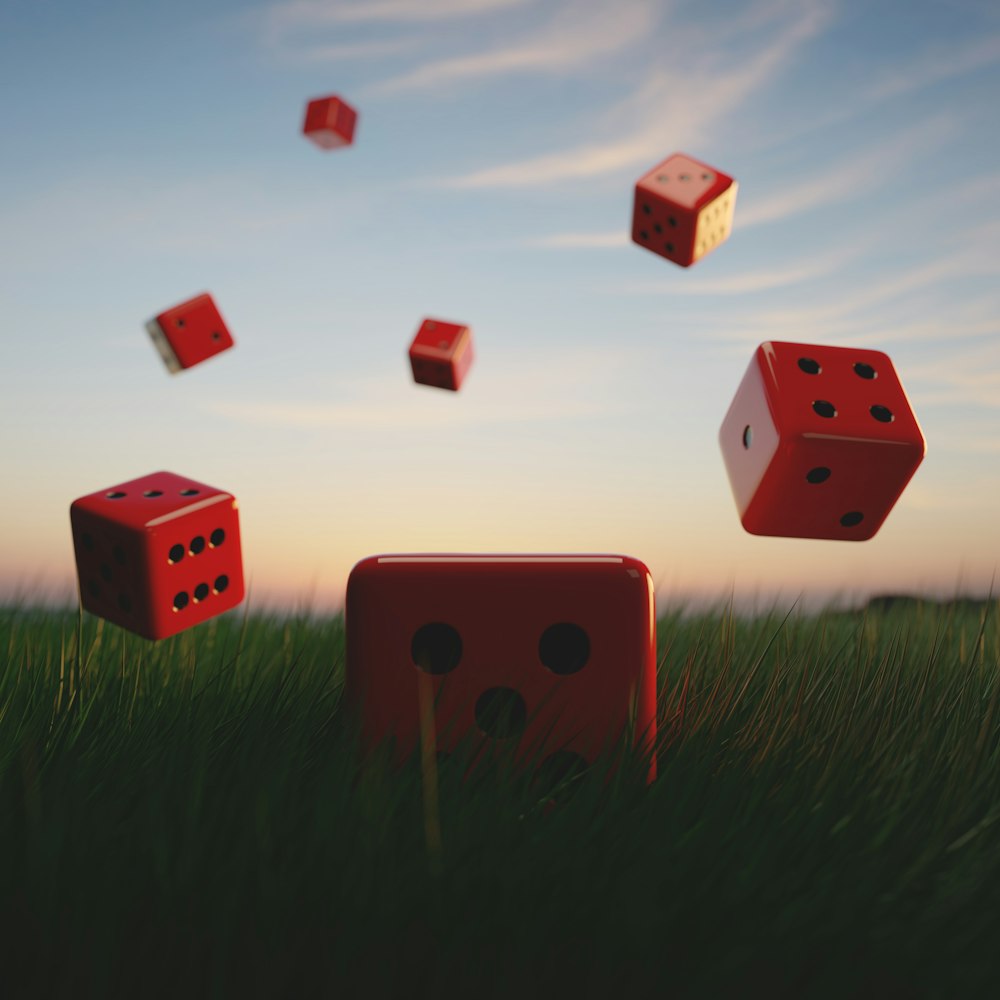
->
<box><xmin>345</xmin><ymin>554</ymin><xmax>657</xmax><ymax>782</ymax></box>
<box><xmin>719</xmin><ymin>341</ymin><xmax>926</xmax><ymax>541</ymax></box>
<box><xmin>145</xmin><ymin>292</ymin><xmax>235</xmax><ymax>374</ymax></box>
<box><xmin>632</xmin><ymin>152</ymin><xmax>738</xmax><ymax>267</ymax></box>
<box><xmin>408</xmin><ymin>318</ymin><xmax>475</xmax><ymax>391</ymax></box>
<box><xmin>302</xmin><ymin>94</ymin><xmax>358</xmax><ymax>150</ymax></box>
<box><xmin>70</xmin><ymin>471</ymin><xmax>245</xmax><ymax>640</ymax></box>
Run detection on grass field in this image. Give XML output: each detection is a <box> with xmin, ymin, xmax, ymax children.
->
<box><xmin>2</xmin><ymin>599</ymin><xmax>999</xmax><ymax>999</ymax></box>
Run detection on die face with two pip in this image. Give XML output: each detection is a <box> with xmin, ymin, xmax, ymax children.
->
<box><xmin>408</xmin><ymin>319</ymin><xmax>475</xmax><ymax>391</ymax></box>
<box><xmin>145</xmin><ymin>293</ymin><xmax>234</xmax><ymax>374</ymax></box>
<box><xmin>345</xmin><ymin>555</ymin><xmax>657</xmax><ymax>782</ymax></box>
<box><xmin>70</xmin><ymin>471</ymin><xmax>245</xmax><ymax>640</ymax></box>
<box><xmin>719</xmin><ymin>342</ymin><xmax>926</xmax><ymax>541</ymax></box>
<box><xmin>632</xmin><ymin>152</ymin><xmax>737</xmax><ymax>267</ymax></box>
<box><xmin>302</xmin><ymin>95</ymin><xmax>358</xmax><ymax>150</ymax></box>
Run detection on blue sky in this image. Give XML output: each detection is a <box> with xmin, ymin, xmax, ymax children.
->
<box><xmin>2</xmin><ymin>0</ymin><xmax>999</xmax><ymax>614</ymax></box>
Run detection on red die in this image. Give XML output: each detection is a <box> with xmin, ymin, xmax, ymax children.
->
<box><xmin>345</xmin><ymin>555</ymin><xmax>657</xmax><ymax>782</ymax></box>
<box><xmin>719</xmin><ymin>342</ymin><xmax>926</xmax><ymax>540</ymax></box>
<box><xmin>408</xmin><ymin>318</ymin><xmax>475</xmax><ymax>391</ymax></box>
<box><xmin>632</xmin><ymin>152</ymin><xmax>737</xmax><ymax>267</ymax></box>
<box><xmin>146</xmin><ymin>293</ymin><xmax>234</xmax><ymax>373</ymax></box>
<box><xmin>70</xmin><ymin>471</ymin><xmax>245</xmax><ymax>640</ymax></box>
<box><xmin>302</xmin><ymin>94</ymin><xmax>358</xmax><ymax>150</ymax></box>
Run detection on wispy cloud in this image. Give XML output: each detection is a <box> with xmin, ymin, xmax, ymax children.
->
<box><xmin>866</xmin><ymin>33</ymin><xmax>1000</xmax><ymax>100</ymax></box>
<box><xmin>439</xmin><ymin>1</ymin><xmax>833</xmax><ymax>188</ymax></box>
<box><xmin>295</xmin><ymin>38</ymin><xmax>418</xmax><ymax>61</ymax></box>
<box><xmin>613</xmin><ymin>253</ymin><xmax>850</xmax><ymax>296</ymax></box>
<box><xmin>369</xmin><ymin>1</ymin><xmax>657</xmax><ymax>93</ymax></box>
<box><xmin>737</xmin><ymin>112</ymin><xmax>961</xmax><ymax>229</ymax></box>
<box><xmin>527</xmin><ymin>231</ymin><xmax>630</xmax><ymax>249</ymax></box>
<box><xmin>266</xmin><ymin>0</ymin><xmax>531</xmax><ymax>28</ymax></box>
<box><xmin>204</xmin><ymin>345</ymin><xmax>646</xmax><ymax>431</ymax></box>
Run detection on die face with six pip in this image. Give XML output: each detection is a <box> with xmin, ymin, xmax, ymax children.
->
<box><xmin>632</xmin><ymin>153</ymin><xmax>737</xmax><ymax>267</ymax></box>
<box><xmin>302</xmin><ymin>95</ymin><xmax>358</xmax><ymax>150</ymax></box>
<box><xmin>345</xmin><ymin>555</ymin><xmax>657</xmax><ymax>782</ymax></box>
<box><xmin>408</xmin><ymin>319</ymin><xmax>475</xmax><ymax>391</ymax></box>
<box><xmin>70</xmin><ymin>471</ymin><xmax>245</xmax><ymax>640</ymax></box>
<box><xmin>718</xmin><ymin>342</ymin><xmax>926</xmax><ymax>541</ymax></box>
<box><xmin>146</xmin><ymin>293</ymin><xmax>234</xmax><ymax>373</ymax></box>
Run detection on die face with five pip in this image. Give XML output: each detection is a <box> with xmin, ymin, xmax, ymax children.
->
<box><xmin>145</xmin><ymin>293</ymin><xmax>234</xmax><ymax>373</ymax></box>
<box><xmin>302</xmin><ymin>95</ymin><xmax>358</xmax><ymax>150</ymax></box>
<box><xmin>70</xmin><ymin>471</ymin><xmax>245</xmax><ymax>640</ymax></box>
<box><xmin>345</xmin><ymin>555</ymin><xmax>657</xmax><ymax>782</ymax></box>
<box><xmin>719</xmin><ymin>342</ymin><xmax>926</xmax><ymax>541</ymax></box>
<box><xmin>408</xmin><ymin>319</ymin><xmax>475</xmax><ymax>391</ymax></box>
<box><xmin>632</xmin><ymin>153</ymin><xmax>737</xmax><ymax>267</ymax></box>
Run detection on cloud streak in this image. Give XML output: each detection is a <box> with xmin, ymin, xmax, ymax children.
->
<box><xmin>438</xmin><ymin>1</ymin><xmax>834</xmax><ymax>188</ymax></box>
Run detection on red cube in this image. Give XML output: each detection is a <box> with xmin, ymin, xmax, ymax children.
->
<box><xmin>70</xmin><ymin>471</ymin><xmax>245</xmax><ymax>640</ymax></box>
<box><xmin>408</xmin><ymin>318</ymin><xmax>475</xmax><ymax>391</ymax></box>
<box><xmin>302</xmin><ymin>95</ymin><xmax>358</xmax><ymax>150</ymax></box>
<box><xmin>631</xmin><ymin>152</ymin><xmax>737</xmax><ymax>267</ymax></box>
<box><xmin>345</xmin><ymin>554</ymin><xmax>657</xmax><ymax>782</ymax></box>
<box><xmin>719</xmin><ymin>342</ymin><xmax>926</xmax><ymax>540</ymax></box>
<box><xmin>146</xmin><ymin>293</ymin><xmax>234</xmax><ymax>373</ymax></box>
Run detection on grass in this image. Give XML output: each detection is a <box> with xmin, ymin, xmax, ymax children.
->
<box><xmin>2</xmin><ymin>600</ymin><xmax>1000</xmax><ymax>998</ymax></box>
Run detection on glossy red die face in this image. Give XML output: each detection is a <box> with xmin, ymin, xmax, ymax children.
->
<box><xmin>302</xmin><ymin>95</ymin><xmax>358</xmax><ymax>150</ymax></box>
<box><xmin>70</xmin><ymin>471</ymin><xmax>245</xmax><ymax>640</ymax></box>
<box><xmin>718</xmin><ymin>342</ymin><xmax>926</xmax><ymax>540</ymax></box>
<box><xmin>632</xmin><ymin>153</ymin><xmax>737</xmax><ymax>267</ymax></box>
<box><xmin>408</xmin><ymin>319</ymin><xmax>475</xmax><ymax>391</ymax></box>
<box><xmin>345</xmin><ymin>555</ymin><xmax>657</xmax><ymax>783</ymax></box>
<box><xmin>146</xmin><ymin>293</ymin><xmax>234</xmax><ymax>373</ymax></box>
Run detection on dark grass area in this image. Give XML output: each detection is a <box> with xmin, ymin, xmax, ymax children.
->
<box><xmin>2</xmin><ymin>601</ymin><xmax>1000</xmax><ymax>998</ymax></box>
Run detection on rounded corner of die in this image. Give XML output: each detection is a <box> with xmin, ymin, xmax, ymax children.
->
<box><xmin>347</xmin><ymin>555</ymin><xmax>382</xmax><ymax>587</ymax></box>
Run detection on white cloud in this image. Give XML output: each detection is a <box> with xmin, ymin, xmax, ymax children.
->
<box><xmin>528</xmin><ymin>231</ymin><xmax>630</xmax><ymax>249</ymax></box>
<box><xmin>369</xmin><ymin>1</ymin><xmax>658</xmax><ymax>93</ymax></box>
<box><xmin>295</xmin><ymin>38</ymin><xmax>418</xmax><ymax>61</ymax></box>
<box><xmin>266</xmin><ymin>0</ymin><xmax>532</xmax><ymax>27</ymax></box>
<box><xmin>866</xmin><ymin>34</ymin><xmax>1000</xmax><ymax>101</ymax></box>
<box><xmin>438</xmin><ymin>1</ymin><xmax>834</xmax><ymax>188</ymax></box>
<box><xmin>204</xmin><ymin>344</ymin><xmax>647</xmax><ymax>431</ymax></box>
<box><xmin>737</xmin><ymin>113</ymin><xmax>962</xmax><ymax>229</ymax></box>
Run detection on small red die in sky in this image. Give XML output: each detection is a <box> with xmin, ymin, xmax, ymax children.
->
<box><xmin>145</xmin><ymin>293</ymin><xmax>234</xmax><ymax>373</ymax></box>
<box><xmin>302</xmin><ymin>95</ymin><xmax>358</xmax><ymax>150</ymax></box>
<box><xmin>345</xmin><ymin>554</ymin><xmax>657</xmax><ymax>784</ymax></box>
<box><xmin>632</xmin><ymin>152</ymin><xmax>737</xmax><ymax>267</ymax></box>
<box><xmin>719</xmin><ymin>342</ymin><xmax>926</xmax><ymax>541</ymax></box>
<box><xmin>70</xmin><ymin>470</ymin><xmax>245</xmax><ymax>640</ymax></box>
<box><xmin>408</xmin><ymin>318</ymin><xmax>475</xmax><ymax>391</ymax></box>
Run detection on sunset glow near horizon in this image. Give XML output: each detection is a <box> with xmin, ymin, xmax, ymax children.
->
<box><xmin>2</xmin><ymin>0</ymin><xmax>1000</xmax><ymax>618</ymax></box>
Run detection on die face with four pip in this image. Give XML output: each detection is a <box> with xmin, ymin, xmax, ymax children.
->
<box><xmin>408</xmin><ymin>319</ymin><xmax>475</xmax><ymax>391</ymax></box>
<box><xmin>145</xmin><ymin>293</ymin><xmax>234</xmax><ymax>373</ymax></box>
<box><xmin>302</xmin><ymin>95</ymin><xmax>358</xmax><ymax>150</ymax></box>
<box><xmin>70</xmin><ymin>471</ymin><xmax>245</xmax><ymax>640</ymax></box>
<box><xmin>345</xmin><ymin>555</ymin><xmax>657</xmax><ymax>782</ymax></box>
<box><xmin>632</xmin><ymin>152</ymin><xmax>737</xmax><ymax>267</ymax></box>
<box><xmin>719</xmin><ymin>342</ymin><xmax>926</xmax><ymax>541</ymax></box>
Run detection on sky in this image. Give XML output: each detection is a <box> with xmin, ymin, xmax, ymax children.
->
<box><xmin>1</xmin><ymin>0</ymin><xmax>999</xmax><ymax>616</ymax></box>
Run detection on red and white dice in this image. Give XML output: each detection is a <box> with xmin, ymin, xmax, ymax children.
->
<box><xmin>345</xmin><ymin>554</ymin><xmax>658</xmax><ymax>782</ymax></box>
<box><xmin>631</xmin><ymin>152</ymin><xmax>737</xmax><ymax>267</ymax></box>
<box><xmin>146</xmin><ymin>293</ymin><xmax>234</xmax><ymax>373</ymax></box>
<box><xmin>719</xmin><ymin>342</ymin><xmax>926</xmax><ymax>540</ymax></box>
<box><xmin>408</xmin><ymin>318</ymin><xmax>475</xmax><ymax>391</ymax></box>
<box><xmin>70</xmin><ymin>471</ymin><xmax>245</xmax><ymax>640</ymax></box>
<box><xmin>302</xmin><ymin>94</ymin><xmax>358</xmax><ymax>150</ymax></box>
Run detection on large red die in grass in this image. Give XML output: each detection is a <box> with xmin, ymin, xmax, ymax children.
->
<box><xmin>70</xmin><ymin>471</ymin><xmax>245</xmax><ymax>640</ymax></box>
<box><xmin>302</xmin><ymin>94</ymin><xmax>358</xmax><ymax>150</ymax></box>
<box><xmin>145</xmin><ymin>293</ymin><xmax>234</xmax><ymax>373</ymax></box>
<box><xmin>345</xmin><ymin>555</ymin><xmax>657</xmax><ymax>782</ymax></box>
<box><xmin>631</xmin><ymin>152</ymin><xmax>737</xmax><ymax>267</ymax></box>
<box><xmin>719</xmin><ymin>342</ymin><xmax>926</xmax><ymax>540</ymax></box>
<box><xmin>408</xmin><ymin>318</ymin><xmax>475</xmax><ymax>391</ymax></box>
